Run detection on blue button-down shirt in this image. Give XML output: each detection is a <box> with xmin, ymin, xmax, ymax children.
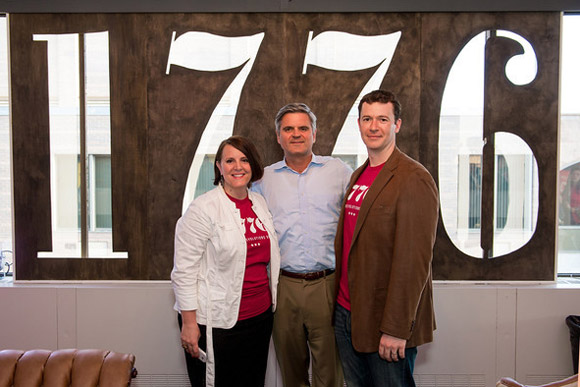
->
<box><xmin>253</xmin><ymin>155</ymin><xmax>352</xmax><ymax>273</ymax></box>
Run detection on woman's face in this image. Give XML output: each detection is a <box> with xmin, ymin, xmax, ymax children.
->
<box><xmin>216</xmin><ymin>144</ymin><xmax>252</xmax><ymax>197</ymax></box>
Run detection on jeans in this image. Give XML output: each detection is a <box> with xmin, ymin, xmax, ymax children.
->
<box><xmin>334</xmin><ymin>304</ymin><xmax>417</xmax><ymax>387</ymax></box>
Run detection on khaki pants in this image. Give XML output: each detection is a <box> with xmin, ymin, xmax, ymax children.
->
<box><xmin>273</xmin><ymin>272</ymin><xmax>344</xmax><ymax>387</ymax></box>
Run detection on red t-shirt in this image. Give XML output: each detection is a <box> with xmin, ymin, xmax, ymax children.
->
<box><xmin>337</xmin><ymin>162</ymin><xmax>385</xmax><ymax>311</ymax></box>
<box><xmin>227</xmin><ymin>194</ymin><xmax>272</xmax><ymax>320</ymax></box>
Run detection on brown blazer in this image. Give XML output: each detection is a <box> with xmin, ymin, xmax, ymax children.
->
<box><xmin>334</xmin><ymin>147</ymin><xmax>439</xmax><ymax>352</ymax></box>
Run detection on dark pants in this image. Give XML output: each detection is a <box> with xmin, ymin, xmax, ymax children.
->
<box><xmin>334</xmin><ymin>304</ymin><xmax>417</xmax><ymax>387</ymax></box>
<box><xmin>178</xmin><ymin>307</ymin><xmax>273</xmax><ymax>387</ymax></box>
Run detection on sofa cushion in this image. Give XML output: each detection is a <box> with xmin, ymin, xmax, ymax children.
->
<box><xmin>0</xmin><ymin>349</ymin><xmax>136</xmax><ymax>387</ymax></box>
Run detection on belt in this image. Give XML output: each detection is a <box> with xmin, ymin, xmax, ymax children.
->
<box><xmin>280</xmin><ymin>268</ymin><xmax>335</xmax><ymax>281</ymax></box>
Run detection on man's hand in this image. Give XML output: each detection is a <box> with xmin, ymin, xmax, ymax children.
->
<box><xmin>379</xmin><ymin>333</ymin><xmax>406</xmax><ymax>362</ymax></box>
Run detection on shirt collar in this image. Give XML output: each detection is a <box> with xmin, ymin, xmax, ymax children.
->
<box><xmin>274</xmin><ymin>154</ymin><xmax>325</xmax><ymax>171</ymax></box>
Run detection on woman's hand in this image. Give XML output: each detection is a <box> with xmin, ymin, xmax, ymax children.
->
<box><xmin>181</xmin><ymin>310</ymin><xmax>202</xmax><ymax>358</ymax></box>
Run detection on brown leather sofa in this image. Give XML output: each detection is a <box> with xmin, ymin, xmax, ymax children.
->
<box><xmin>0</xmin><ymin>349</ymin><xmax>136</xmax><ymax>387</ymax></box>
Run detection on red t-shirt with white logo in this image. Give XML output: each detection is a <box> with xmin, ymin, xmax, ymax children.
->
<box><xmin>227</xmin><ymin>194</ymin><xmax>272</xmax><ymax>320</ymax></box>
<box><xmin>337</xmin><ymin>162</ymin><xmax>385</xmax><ymax>311</ymax></box>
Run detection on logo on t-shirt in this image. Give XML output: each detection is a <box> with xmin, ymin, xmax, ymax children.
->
<box><xmin>241</xmin><ymin>217</ymin><xmax>268</xmax><ymax>247</ymax></box>
<box><xmin>241</xmin><ymin>217</ymin><xmax>266</xmax><ymax>233</ymax></box>
<box><xmin>346</xmin><ymin>184</ymin><xmax>370</xmax><ymax>216</ymax></box>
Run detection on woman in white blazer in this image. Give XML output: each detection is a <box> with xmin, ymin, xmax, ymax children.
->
<box><xmin>172</xmin><ymin>136</ymin><xmax>281</xmax><ymax>387</ymax></box>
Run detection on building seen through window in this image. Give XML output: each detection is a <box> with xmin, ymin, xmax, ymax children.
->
<box><xmin>557</xmin><ymin>15</ymin><xmax>580</xmax><ymax>275</ymax></box>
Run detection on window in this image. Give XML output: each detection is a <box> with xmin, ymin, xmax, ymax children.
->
<box><xmin>90</xmin><ymin>155</ymin><xmax>112</xmax><ymax>230</ymax></box>
<box><xmin>468</xmin><ymin>155</ymin><xmax>483</xmax><ymax>229</ymax></box>
<box><xmin>558</xmin><ymin>14</ymin><xmax>580</xmax><ymax>275</ymax></box>
<box><xmin>438</xmin><ymin>30</ymin><xmax>541</xmax><ymax>260</ymax></box>
<box><xmin>194</xmin><ymin>155</ymin><xmax>216</xmax><ymax>199</ymax></box>
<box><xmin>0</xmin><ymin>16</ymin><xmax>12</xmax><ymax>278</ymax></box>
<box><xmin>32</xmin><ymin>31</ymin><xmax>126</xmax><ymax>259</ymax></box>
<box><xmin>2</xmin><ymin>13</ymin><xmax>578</xmax><ymax>279</ymax></box>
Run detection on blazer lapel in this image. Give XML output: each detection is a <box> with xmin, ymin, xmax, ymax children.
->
<box><xmin>350</xmin><ymin>148</ymin><xmax>402</xmax><ymax>250</ymax></box>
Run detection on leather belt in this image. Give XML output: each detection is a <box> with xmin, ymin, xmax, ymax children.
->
<box><xmin>280</xmin><ymin>268</ymin><xmax>335</xmax><ymax>281</ymax></box>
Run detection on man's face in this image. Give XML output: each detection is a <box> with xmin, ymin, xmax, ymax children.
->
<box><xmin>358</xmin><ymin>102</ymin><xmax>401</xmax><ymax>155</ymax></box>
<box><xmin>277</xmin><ymin>112</ymin><xmax>316</xmax><ymax>159</ymax></box>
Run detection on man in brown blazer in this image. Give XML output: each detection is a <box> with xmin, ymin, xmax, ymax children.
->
<box><xmin>334</xmin><ymin>90</ymin><xmax>439</xmax><ymax>387</ymax></box>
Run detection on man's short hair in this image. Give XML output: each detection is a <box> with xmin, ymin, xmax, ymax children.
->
<box><xmin>358</xmin><ymin>90</ymin><xmax>402</xmax><ymax>121</ymax></box>
<box><xmin>274</xmin><ymin>103</ymin><xmax>317</xmax><ymax>134</ymax></box>
<box><xmin>213</xmin><ymin>135</ymin><xmax>264</xmax><ymax>187</ymax></box>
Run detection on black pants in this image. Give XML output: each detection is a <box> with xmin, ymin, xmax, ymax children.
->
<box><xmin>178</xmin><ymin>307</ymin><xmax>273</xmax><ymax>387</ymax></box>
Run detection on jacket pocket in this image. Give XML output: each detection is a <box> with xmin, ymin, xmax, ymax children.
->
<box><xmin>211</xmin><ymin>221</ymin><xmax>241</xmax><ymax>270</ymax></box>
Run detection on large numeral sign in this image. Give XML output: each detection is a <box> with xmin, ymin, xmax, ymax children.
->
<box><xmin>439</xmin><ymin>30</ymin><xmax>540</xmax><ymax>259</ymax></box>
<box><xmin>166</xmin><ymin>29</ymin><xmax>401</xmax><ymax>211</ymax></box>
<box><xmin>10</xmin><ymin>13</ymin><xmax>559</xmax><ymax>280</ymax></box>
<box><xmin>421</xmin><ymin>12</ymin><xmax>559</xmax><ymax>280</ymax></box>
<box><xmin>166</xmin><ymin>31</ymin><xmax>264</xmax><ymax>212</ymax></box>
<box><xmin>32</xmin><ymin>31</ymin><xmax>128</xmax><ymax>259</ymax></box>
<box><xmin>300</xmin><ymin>31</ymin><xmax>401</xmax><ymax>156</ymax></box>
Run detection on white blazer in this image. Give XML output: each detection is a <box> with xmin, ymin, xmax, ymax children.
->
<box><xmin>171</xmin><ymin>185</ymin><xmax>280</xmax><ymax>387</ymax></box>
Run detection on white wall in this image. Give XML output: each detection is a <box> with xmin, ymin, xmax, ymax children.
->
<box><xmin>1</xmin><ymin>281</ymin><xmax>579</xmax><ymax>387</ymax></box>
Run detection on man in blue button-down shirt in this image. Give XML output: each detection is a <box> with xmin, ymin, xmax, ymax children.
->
<box><xmin>253</xmin><ymin>103</ymin><xmax>352</xmax><ymax>387</ymax></box>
